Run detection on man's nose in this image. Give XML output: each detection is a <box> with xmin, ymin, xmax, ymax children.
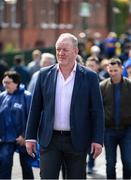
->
<box><xmin>59</xmin><ymin>49</ymin><xmax>65</xmax><ymax>54</ymax></box>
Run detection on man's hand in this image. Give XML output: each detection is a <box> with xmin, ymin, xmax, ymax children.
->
<box><xmin>91</xmin><ymin>143</ymin><xmax>102</xmax><ymax>159</ymax></box>
<box><xmin>25</xmin><ymin>141</ymin><xmax>36</xmax><ymax>158</ymax></box>
<box><xmin>16</xmin><ymin>136</ymin><xmax>25</xmax><ymax>146</ymax></box>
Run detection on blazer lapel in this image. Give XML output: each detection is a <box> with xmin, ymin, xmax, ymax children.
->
<box><xmin>48</xmin><ymin>65</ymin><xmax>58</xmax><ymax>106</ymax></box>
<box><xmin>70</xmin><ymin>64</ymin><xmax>83</xmax><ymax>108</ymax></box>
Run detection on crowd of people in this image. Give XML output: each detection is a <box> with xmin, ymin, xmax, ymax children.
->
<box><xmin>0</xmin><ymin>31</ymin><xmax>131</xmax><ymax>179</ymax></box>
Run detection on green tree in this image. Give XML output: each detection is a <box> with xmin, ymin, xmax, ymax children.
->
<box><xmin>114</xmin><ymin>0</ymin><xmax>129</xmax><ymax>35</ymax></box>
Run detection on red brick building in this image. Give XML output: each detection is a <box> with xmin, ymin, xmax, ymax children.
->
<box><xmin>0</xmin><ymin>0</ymin><xmax>130</xmax><ymax>52</ymax></box>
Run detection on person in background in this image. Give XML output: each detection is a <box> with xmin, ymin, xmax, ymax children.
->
<box><xmin>123</xmin><ymin>50</ymin><xmax>131</xmax><ymax>77</ymax></box>
<box><xmin>76</xmin><ymin>54</ymin><xmax>84</xmax><ymax>65</ymax></box>
<box><xmin>85</xmin><ymin>56</ymin><xmax>103</xmax><ymax>175</ymax></box>
<box><xmin>28</xmin><ymin>52</ymin><xmax>56</xmax><ymax>93</ymax></box>
<box><xmin>27</xmin><ymin>49</ymin><xmax>42</xmax><ymax>76</ymax></box>
<box><xmin>99</xmin><ymin>58</ymin><xmax>109</xmax><ymax>80</ymax></box>
<box><xmin>10</xmin><ymin>55</ymin><xmax>31</xmax><ymax>88</ymax></box>
<box><xmin>0</xmin><ymin>60</ymin><xmax>9</xmax><ymax>92</ymax></box>
<box><xmin>103</xmin><ymin>32</ymin><xmax>118</xmax><ymax>58</ymax></box>
<box><xmin>84</xmin><ymin>37</ymin><xmax>94</xmax><ymax>58</ymax></box>
<box><xmin>85</xmin><ymin>56</ymin><xmax>104</xmax><ymax>82</ymax></box>
<box><xmin>126</xmin><ymin>63</ymin><xmax>131</xmax><ymax>80</ymax></box>
<box><xmin>126</xmin><ymin>65</ymin><xmax>131</xmax><ymax>80</ymax></box>
<box><xmin>0</xmin><ymin>71</ymin><xmax>34</xmax><ymax>179</ymax></box>
<box><xmin>25</xmin><ymin>33</ymin><xmax>104</xmax><ymax>179</ymax></box>
<box><xmin>100</xmin><ymin>58</ymin><xmax>131</xmax><ymax>179</ymax></box>
<box><xmin>123</xmin><ymin>57</ymin><xmax>131</xmax><ymax>79</ymax></box>
<box><xmin>119</xmin><ymin>42</ymin><xmax>131</xmax><ymax>63</ymax></box>
<box><xmin>90</xmin><ymin>45</ymin><xmax>102</xmax><ymax>61</ymax></box>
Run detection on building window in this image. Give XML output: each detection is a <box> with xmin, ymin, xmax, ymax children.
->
<box><xmin>2</xmin><ymin>0</ymin><xmax>21</xmax><ymax>28</ymax></box>
<box><xmin>38</xmin><ymin>0</ymin><xmax>59</xmax><ymax>29</ymax></box>
<box><xmin>39</xmin><ymin>0</ymin><xmax>72</xmax><ymax>29</ymax></box>
<box><xmin>0</xmin><ymin>0</ymin><xmax>8</xmax><ymax>28</ymax></box>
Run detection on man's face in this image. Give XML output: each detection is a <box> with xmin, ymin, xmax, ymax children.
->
<box><xmin>33</xmin><ymin>53</ymin><xmax>41</xmax><ymax>62</ymax></box>
<box><xmin>86</xmin><ymin>61</ymin><xmax>99</xmax><ymax>73</ymax></box>
<box><xmin>107</xmin><ymin>64</ymin><xmax>122</xmax><ymax>83</ymax></box>
<box><xmin>55</xmin><ymin>38</ymin><xmax>78</xmax><ymax>67</ymax></box>
<box><xmin>127</xmin><ymin>66</ymin><xmax>131</xmax><ymax>78</ymax></box>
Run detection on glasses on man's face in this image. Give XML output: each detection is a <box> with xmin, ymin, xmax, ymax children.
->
<box><xmin>2</xmin><ymin>80</ymin><xmax>13</xmax><ymax>85</ymax></box>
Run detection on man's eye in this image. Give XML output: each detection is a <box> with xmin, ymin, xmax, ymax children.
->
<box><xmin>63</xmin><ymin>49</ymin><xmax>69</xmax><ymax>52</ymax></box>
<box><xmin>57</xmin><ymin>49</ymin><xmax>69</xmax><ymax>52</ymax></box>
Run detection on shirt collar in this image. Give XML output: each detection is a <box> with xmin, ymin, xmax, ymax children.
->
<box><xmin>56</xmin><ymin>61</ymin><xmax>77</xmax><ymax>73</ymax></box>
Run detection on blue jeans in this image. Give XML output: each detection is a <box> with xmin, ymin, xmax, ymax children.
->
<box><xmin>104</xmin><ymin>127</ymin><xmax>131</xmax><ymax>179</ymax></box>
<box><xmin>0</xmin><ymin>142</ymin><xmax>34</xmax><ymax>179</ymax></box>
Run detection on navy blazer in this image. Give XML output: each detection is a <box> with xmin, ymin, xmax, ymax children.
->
<box><xmin>26</xmin><ymin>63</ymin><xmax>104</xmax><ymax>152</ymax></box>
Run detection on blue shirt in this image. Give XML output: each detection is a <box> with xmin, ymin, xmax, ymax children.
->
<box><xmin>113</xmin><ymin>83</ymin><xmax>121</xmax><ymax>126</ymax></box>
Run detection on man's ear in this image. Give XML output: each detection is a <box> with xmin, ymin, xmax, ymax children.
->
<box><xmin>75</xmin><ymin>47</ymin><xmax>79</xmax><ymax>54</ymax></box>
<box><xmin>107</xmin><ymin>66</ymin><xmax>110</xmax><ymax>73</ymax></box>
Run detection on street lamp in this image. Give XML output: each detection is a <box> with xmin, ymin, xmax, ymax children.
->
<box><xmin>53</xmin><ymin>0</ymin><xmax>60</xmax><ymax>41</ymax></box>
<box><xmin>129</xmin><ymin>0</ymin><xmax>131</xmax><ymax>14</ymax></box>
<box><xmin>79</xmin><ymin>2</ymin><xmax>90</xmax><ymax>30</ymax></box>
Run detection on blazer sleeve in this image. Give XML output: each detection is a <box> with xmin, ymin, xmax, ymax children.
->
<box><xmin>89</xmin><ymin>73</ymin><xmax>105</xmax><ymax>145</ymax></box>
<box><xmin>25</xmin><ymin>71</ymin><xmax>43</xmax><ymax>140</ymax></box>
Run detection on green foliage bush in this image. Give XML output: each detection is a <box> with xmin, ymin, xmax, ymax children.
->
<box><xmin>114</xmin><ymin>0</ymin><xmax>129</xmax><ymax>35</ymax></box>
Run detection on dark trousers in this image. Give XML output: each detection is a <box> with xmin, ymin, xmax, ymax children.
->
<box><xmin>104</xmin><ymin>127</ymin><xmax>131</xmax><ymax>179</ymax></box>
<box><xmin>0</xmin><ymin>142</ymin><xmax>34</xmax><ymax>179</ymax></box>
<box><xmin>87</xmin><ymin>153</ymin><xmax>95</xmax><ymax>169</ymax></box>
<box><xmin>40</xmin><ymin>132</ymin><xmax>87</xmax><ymax>179</ymax></box>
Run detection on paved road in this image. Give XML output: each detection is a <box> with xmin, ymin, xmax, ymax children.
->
<box><xmin>86</xmin><ymin>148</ymin><xmax>122</xmax><ymax>179</ymax></box>
<box><xmin>12</xmin><ymin>153</ymin><xmax>40</xmax><ymax>179</ymax></box>
<box><xmin>12</xmin><ymin>148</ymin><xmax>122</xmax><ymax>179</ymax></box>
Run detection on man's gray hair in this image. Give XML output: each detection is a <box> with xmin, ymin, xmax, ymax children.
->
<box><xmin>56</xmin><ymin>33</ymin><xmax>78</xmax><ymax>48</ymax></box>
<box><xmin>41</xmin><ymin>53</ymin><xmax>56</xmax><ymax>66</ymax></box>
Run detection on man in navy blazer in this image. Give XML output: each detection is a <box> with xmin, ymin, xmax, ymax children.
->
<box><xmin>26</xmin><ymin>33</ymin><xmax>104</xmax><ymax>179</ymax></box>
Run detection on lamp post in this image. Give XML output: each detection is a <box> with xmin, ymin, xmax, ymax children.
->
<box><xmin>53</xmin><ymin>0</ymin><xmax>60</xmax><ymax>40</ymax></box>
<box><xmin>79</xmin><ymin>1</ymin><xmax>90</xmax><ymax>31</ymax></box>
<box><xmin>129</xmin><ymin>0</ymin><xmax>131</xmax><ymax>14</ymax></box>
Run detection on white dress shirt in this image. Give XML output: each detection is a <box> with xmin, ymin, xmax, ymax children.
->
<box><xmin>26</xmin><ymin>63</ymin><xmax>77</xmax><ymax>142</ymax></box>
<box><xmin>53</xmin><ymin>63</ymin><xmax>76</xmax><ymax>131</ymax></box>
